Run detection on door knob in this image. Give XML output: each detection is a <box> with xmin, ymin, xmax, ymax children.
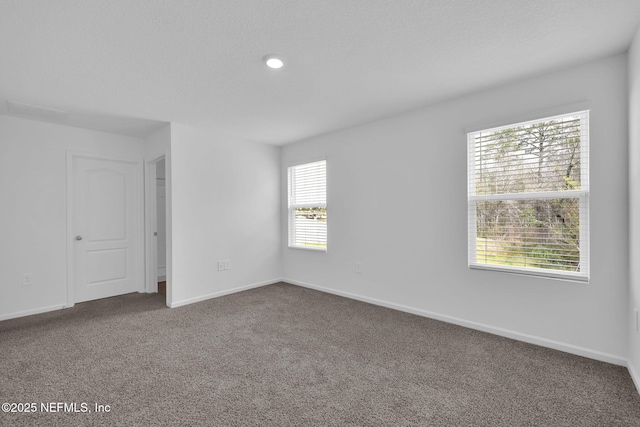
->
<box><xmin>76</xmin><ymin>235</ymin><xmax>83</xmax><ymax>241</ymax></box>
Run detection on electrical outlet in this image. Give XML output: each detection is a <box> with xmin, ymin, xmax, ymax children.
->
<box><xmin>22</xmin><ymin>273</ymin><xmax>33</xmax><ymax>286</ymax></box>
<box><xmin>217</xmin><ymin>261</ymin><xmax>224</xmax><ymax>271</ymax></box>
<box><xmin>224</xmin><ymin>260</ymin><xmax>231</xmax><ymax>270</ymax></box>
<box><xmin>355</xmin><ymin>262</ymin><xmax>362</xmax><ymax>274</ymax></box>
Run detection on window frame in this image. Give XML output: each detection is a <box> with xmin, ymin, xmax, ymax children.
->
<box><xmin>467</xmin><ymin>111</ymin><xmax>590</xmax><ymax>282</ymax></box>
<box><xmin>287</xmin><ymin>159</ymin><xmax>328</xmax><ymax>252</ymax></box>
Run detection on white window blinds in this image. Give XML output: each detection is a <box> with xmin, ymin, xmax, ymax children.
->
<box><xmin>468</xmin><ymin>111</ymin><xmax>589</xmax><ymax>281</ymax></box>
<box><xmin>288</xmin><ymin>160</ymin><xmax>327</xmax><ymax>250</ymax></box>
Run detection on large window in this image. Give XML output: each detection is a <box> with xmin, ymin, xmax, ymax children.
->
<box><xmin>288</xmin><ymin>160</ymin><xmax>327</xmax><ymax>251</ymax></box>
<box><xmin>468</xmin><ymin>111</ymin><xmax>589</xmax><ymax>281</ymax></box>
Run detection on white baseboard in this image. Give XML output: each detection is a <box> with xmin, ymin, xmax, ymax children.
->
<box><xmin>169</xmin><ymin>278</ymin><xmax>282</xmax><ymax>308</ymax></box>
<box><xmin>0</xmin><ymin>304</ymin><xmax>67</xmax><ymax>322</ymax></box>
<box><xmin>283</xmin><ymin>277</ymin><xmax>627</xmax><ymax>367</ymax></box>
<box><xmin>628</xmin><ymin>360</ymin><xmax>640</xmax><ymax>396</ymax></box>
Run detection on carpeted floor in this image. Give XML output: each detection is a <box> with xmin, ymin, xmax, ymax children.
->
<box><xmin>1</xmin><ymin>282</ymin><xmax>639</xmax><ymax>426</ymax></box>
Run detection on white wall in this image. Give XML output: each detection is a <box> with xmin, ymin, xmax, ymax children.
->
<box><xmin>282</xmin><ymin>54</ymin><xmax>629</xmax><ymax>364</ymax></box>
<box><xmin>628</xmin><ymin>27</ymin><xmax>640</xmax><ymax>389</ymax></box>
<box><xmin>169</xmin><ymin>124</ymin><xmax>281</xmax><ymax>307</ymax></box>
<box><xmin>0</xmin><ymin>115</ymin><xmax>146</xmax><ymax>320</ymax></box>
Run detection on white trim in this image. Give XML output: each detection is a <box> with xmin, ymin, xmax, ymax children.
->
<box><xmin>283</xmin><ymin>278</ymin><xmax>626</xmax><ymax>367</ymax></box>
<box><xmin>168</xmin><ymin>278</ymin><xmax>282</xmax><ymax>308</ymax></box>
<box><xmin>579</xmin><ymin>113</ymin><xmax>590</xmax><ymax>277</ymax></box>
<box><xmin>0</xmin><ymin>304</ymin><xmax>67</xmax><ymax>322</ymax></box>
<box><xmin>628</xmin><ymin>360</ymin><xmax>640</xmax><ymax>396</ymax></box>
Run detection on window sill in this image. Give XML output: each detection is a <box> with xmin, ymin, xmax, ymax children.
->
<box><xmin>288</xmin><ymin>245</ymin><xmax>327</xmax><ymax>253</ymax></box>
<box><xmin>469</xmin><ymin>263</ymin><xmax>588</xmax><ymax>283</ymax></box>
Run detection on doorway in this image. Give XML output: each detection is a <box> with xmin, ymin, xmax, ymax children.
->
<box><xmin>145</xmin><ymin>156</ymin><xmax>168</xmax><ymax>303</ymax></box>
<box><xmin>155</xmin><ymin>158</ymin><xmax>167</xmax><ymax>297</ymax></box>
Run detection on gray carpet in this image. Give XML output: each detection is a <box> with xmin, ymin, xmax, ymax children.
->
<box><xmin>1</xmin><ymin>282</ymin><xmax>639</xmax><ymax>426</ymax></box>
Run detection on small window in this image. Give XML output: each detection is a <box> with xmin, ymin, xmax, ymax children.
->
<box><xmin>468</xmin><ymin>111</ymin><xmax>589</xmax><ymax>281</ymax></box>
<box><xmin>288</xmin><ymin>160</ymin><xmax>327</xmax><ymax>251</ymax></box>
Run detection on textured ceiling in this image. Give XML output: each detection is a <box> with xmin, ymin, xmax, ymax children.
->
<box><xmin>1</xmin><ymin>0</ymin><xmax>639</xmax><ymax>144</ymax></box>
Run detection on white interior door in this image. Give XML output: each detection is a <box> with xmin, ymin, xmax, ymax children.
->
<box><xmin>71</xmin><ymin>155</ymin><xmax>142</xmax><ymax>303</ymax></box>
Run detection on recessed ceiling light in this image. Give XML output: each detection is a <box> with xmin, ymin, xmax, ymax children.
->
<box><xmin>263</xmin><ymin>55</ymin><xmax>284</xmax><ymax>69</ymax></box>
